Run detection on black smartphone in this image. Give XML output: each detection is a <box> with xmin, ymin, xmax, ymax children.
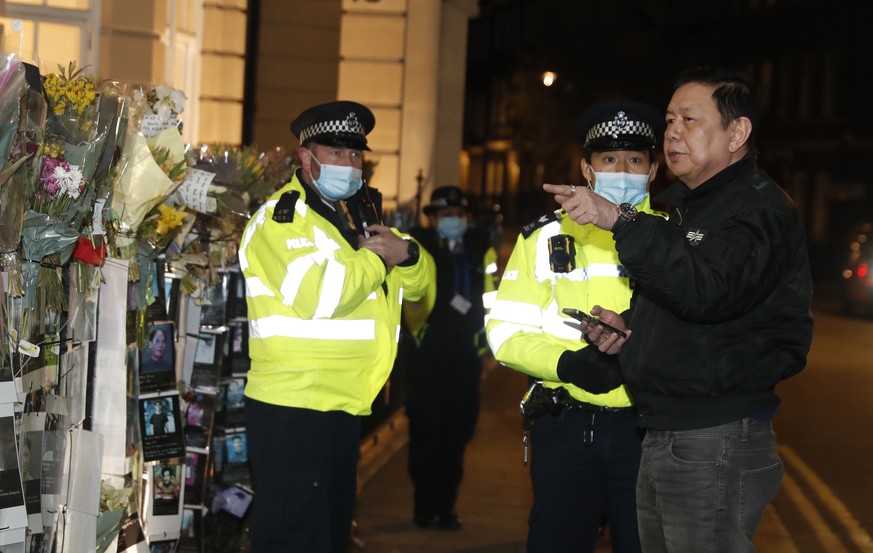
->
<box><xmin>562</xmin><ymin>307</ymin><xmax>628</xmax><ymax>338</ymax></box>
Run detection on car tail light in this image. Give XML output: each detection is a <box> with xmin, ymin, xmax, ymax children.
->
<box><xmin>858</xmin><ymin>263</ymin><xmax>869</xmax><ymax>278</ymax></box>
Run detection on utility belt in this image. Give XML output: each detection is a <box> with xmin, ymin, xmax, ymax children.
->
<box><xmin>519</xmin><ymin>381</ymin><xmax>634</xmax><ymax>451</ymax></box>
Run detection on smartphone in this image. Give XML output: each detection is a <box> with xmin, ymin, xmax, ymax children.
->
<box><xmin>562</xmin><ymin>307</ymin><xmax>628</xmax><ymax>338</ymax></box>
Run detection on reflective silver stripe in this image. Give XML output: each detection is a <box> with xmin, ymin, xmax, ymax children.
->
<box><xmin>395</xmin><ymin>324</ymin><xmax>401</xmax><ymax>342</ymax></box>
<box><xmin>246</xmin><ymin>276</ymin><xmax>274</xmax><ymax>297</ymax></box>
<box><xmin>238</xmin><ymin>202</ymin><xmax>271</xmax><ymax>271</ymax></box>
<box><xmin>485</xmin><ymin>262</ymin><xmax>498</xmax><ymax>275</ymax></box>
<box><xmin>488</xmin><ymin>321</ymin><xmax>541</xmax><ymax>354</ymax></box>
<box><xmin>482</xmin><ymin>290</ymin><xmax>497</xmax><ymax>310</ymax></box>
<box><xmin>544</xmin><ymin>308</ymin><xmax>582</xmax><ymax>340</ymax></box>
<box><xmin>490</xmin><ymin>300</ymin><xmax>579</xmax><ymax>341</ymax></box>
<box><xmin>397</xmin><ymin>286</ymin><xmax>403</xmax><ymax>305</ymax></box>
<box><xmin>250</xmin><ymin>315</ymin><xmax>375</xmax><ymax>340</ymax></box>
<box><xmin>489</xmin><ymin>299</ymin><xmax>542</xmax><ymax>326</ymax></box>
<box><xmin>584</xmin><ymin>263</ymin><xmax>624</xmax><ymax>278</ymax></box>
<box><xmin>281</xmin><ymin>257</ymin><xmax>314</xmax><ymax>305</ymax></box>
<box><xmin>314</xmin><ymin>259</ymin><xmax>346</xmax><ymax>318</ymax></box>
<box><xmin>295</xmin><ymin>198</ymin><xmax>308</xmax><ymax>218</ymax></box>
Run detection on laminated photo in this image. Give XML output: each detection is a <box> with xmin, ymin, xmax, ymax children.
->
<box><xmin>139</xmin><ymin>322</ymin><xmax>176</xmax><ymax>394</ymax></box>
<box><xmin>182</xmin><ymin>392</ymin><xmax>216</xmax><ymax>449</ymax></box>
<box><xmin>151</xmin><ymin>462</ymin><xmax>182</xmax><ymax>517</ymax></box>
<box><xmin>138</xmin><ymin>395</ymin><xmax>185</xmax><ymax>462</ymax></box>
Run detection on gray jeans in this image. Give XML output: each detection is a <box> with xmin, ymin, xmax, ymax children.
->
<box><xmin>636</xmin><ymin>418</ymin><xmax>783</xmax><ymax>553</ymax></box>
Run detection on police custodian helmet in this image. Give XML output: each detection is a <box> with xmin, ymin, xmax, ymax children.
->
<box><xmin>290</xmin><ymin>100</ymin><xmax>376</xmax><ymax>151</ymax></box>
<box><xmin>575</xmin><ymin>99</ymin><xmax>665</xmax><ymax>152</ymax></box>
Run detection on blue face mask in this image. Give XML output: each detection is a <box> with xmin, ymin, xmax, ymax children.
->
<box><xmin>309</xmin><ymin>155</ymin><xmax>363</xmax><ymax>201</ymax></box>
<box><xmin>437</xmin><ymin>216</ymin><xmax>468</xmax><ymax>240</ymax></box>
<box><xmin>592</xmin><ymin>171</ymin><xmax>650</xmax><ymax>206</ymax></box>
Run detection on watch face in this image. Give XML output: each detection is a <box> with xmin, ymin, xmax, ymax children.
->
<box><xmin>620</xmin><ymin>203</ymin><xmax>639</xmax><ymax>219</ymax></box>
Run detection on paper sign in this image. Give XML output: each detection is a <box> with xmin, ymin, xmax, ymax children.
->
<box><xmin>177</xmin><ymin>169</ymin><xmax>218</xmax><ymax>214</ymax></box>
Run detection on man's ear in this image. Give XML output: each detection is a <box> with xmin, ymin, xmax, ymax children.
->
<box><xmin>648</xmin><ymin>160</ymin><xmax>659</xmax><ymax>185</ymax></box>
<box><xmin>729</xmin><ymin>117</ymin><xmax>752</xmax><ymax>153</ymax></box>
<box><xmin>298</xmin><ymin>146</ymin><xmax>313</xmax><ymax>172</ymax></box>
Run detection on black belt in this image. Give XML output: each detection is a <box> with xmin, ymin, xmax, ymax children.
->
<box><xmin>564</xmin><ymin>397</ymin><xmax>634</xmax><ymax>413</ymax></box>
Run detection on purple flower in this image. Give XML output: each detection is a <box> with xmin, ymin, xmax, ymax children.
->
<box><xmin>40</xmin><ymin>157</ymin><xmax>62</xmax><ymax>196</ymax></box>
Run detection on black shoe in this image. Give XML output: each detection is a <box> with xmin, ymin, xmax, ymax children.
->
<box><xmin>436</xmin><ymin>510</ymin><xmax>461</xmax><ymax>530</ymax></box>
<box><xmin>414</xmin><ymin>513</ymin><xmax>438</xmax><ymax>528</ymax></box>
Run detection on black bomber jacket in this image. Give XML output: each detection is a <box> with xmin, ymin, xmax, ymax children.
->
<box><xmin>615</xmin><ymin>152</ymin><xmax>814</xmax><ymax>430</ymax></box>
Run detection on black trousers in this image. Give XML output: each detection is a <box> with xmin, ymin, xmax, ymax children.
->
<box><xmin>405</xmin><ymin>345</ymin><xmax>482</xmax><ymax>517</ymax></box>
<box><xmin>527</xmin><ymin>408</ymin><xmax>643</xmax><ymax>553</ymax></box>
<box><xmin>246</xmin><ymin>398</ymin><xmax>360</xmax><ymax>553</ymax></box>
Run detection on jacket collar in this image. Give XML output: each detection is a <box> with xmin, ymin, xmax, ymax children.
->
<box><xmin>655</xmin><ymin>151</ymin><xmax>758</xmax><ymax>207</ymax></box>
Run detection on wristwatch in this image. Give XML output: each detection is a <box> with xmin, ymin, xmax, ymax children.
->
<box><xmin>611</xmin><ymin>202</ymin><xmax>639</xmax><ymax>234</ymax></box>
<box><xmin>397</xmin><ymin>239</ymin><xmax>420</xmax><ymax>267</ymax></box>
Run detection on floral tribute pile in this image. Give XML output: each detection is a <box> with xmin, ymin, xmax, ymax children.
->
<box><xmin>0</xmin><ymin>53</ymin><xmax>293</xmax><ymax>552</ymax></box>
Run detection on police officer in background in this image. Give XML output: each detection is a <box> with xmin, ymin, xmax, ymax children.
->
<box><xmin>241</xmin><ymin>100</ymin><xmax>432</xmax><ymax>553</ymax></box>
<box><xmin>402</xmin><ymin>186</ymin><xmax>498</xmax><ymax>530</ymax></box>
<box><xmin>486</xmin><ymin>100</ymin><xmax>664</xmax><ymax>553</ymax></box>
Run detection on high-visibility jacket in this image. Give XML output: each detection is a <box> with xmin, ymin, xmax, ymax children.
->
<box><xmin>239</xmin><ymin>174</ymin><xmax>432</xmax><ymax>415</ymax></box>
<box><xmin>486</xmin><ymin>197</ymin><xmax>659</xmax><ymax>407</ymax></box>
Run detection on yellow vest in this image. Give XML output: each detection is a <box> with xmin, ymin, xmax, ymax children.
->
<box><xmin>486</xmin><ymin>197</ymin><xmax>660</xmax><ymax>408</ymax></box>
<box><xmin>240</xmin><ymin>174</ymin><xmax>432</xmax><ymax>415</ymax></box>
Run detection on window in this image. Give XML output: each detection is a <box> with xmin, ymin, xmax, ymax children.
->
<box><xmin>2</xmin><ymin>0</ymin><xmax>96</xmax><ymax>72</ymax></box>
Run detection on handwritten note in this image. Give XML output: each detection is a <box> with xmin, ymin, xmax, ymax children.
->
<box><xmin>177</xmin><ymin>169</ymin><xmax>218</xmax><ymax>213</ymax></box>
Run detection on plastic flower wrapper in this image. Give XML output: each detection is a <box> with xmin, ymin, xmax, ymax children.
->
<box><xmin>180</xmin><ymin>143</ymin><xmax>250</xmax><ymax>220</ymax></box>
<box><xmin>108</xmin><ymin>125</ymin><xmax>187</xmax><ymax>262</ymax></box>
<box><xmin>0</xmin><ymin>53</ymin><xmax>25</xmax><ymax>166</ymax></box>
<box><xmin>0</xmin><ymin>62</ymin><xmax>45</xmax><ymax>297</ymax></box>
<box><xmin>135</xmin><ymin>200</ymin><xmax>192</xmax><ymax>299</ymax></box>
<box><xmin>97</xmin><ymin>477</ymin><xmax>136</xmax><ymax>553</ymax></box>
<box><xmin>20</xmin><ymin>210</ymin><xmax>79</xmax><ymax>309</ymax></box>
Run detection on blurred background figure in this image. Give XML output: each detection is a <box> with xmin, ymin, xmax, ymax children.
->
<box><xmin>403</xmin><ymin>185</ymin><xmax>498</xmax><ymax>530</ymax></box>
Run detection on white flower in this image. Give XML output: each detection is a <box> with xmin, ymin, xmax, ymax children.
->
<box><xmin>53</xmin><ymin>164</ymin><xmax>84</xmax><ymax>199</ymax></box>
<box><xmin>152</xmin><ymin>85</ymin><xmax>187</xmax><ymax>122</ymax></box>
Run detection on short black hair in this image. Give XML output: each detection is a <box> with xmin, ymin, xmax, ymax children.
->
<box><xmin>673</xmin><ymin>67</ymin><xmax>760</xmax><ymax>149</ymax></box>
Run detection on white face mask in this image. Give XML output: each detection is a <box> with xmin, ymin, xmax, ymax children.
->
<box><xmin>309</xmin><ymin>154</ymin><xmax>363</xmax><ymax>201</ymax></box>
<box><xmin>437</xmin><ymin>216</ymin><xmax>468</xmax><ymax>240</ymax></box>
<box><xmin>592</xmin><ymin>170</ymin><xmax>650</xmax><ymax>206</ymax></box>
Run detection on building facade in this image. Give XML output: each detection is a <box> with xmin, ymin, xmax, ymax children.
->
<box><xmin>0</xmin><ymin>0</ymin><xmax>479</xmax><ymax>220</ymax></box>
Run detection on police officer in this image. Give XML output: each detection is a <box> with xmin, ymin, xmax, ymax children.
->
<box><xmin>402</xmin><ymin>186</ymin><xmax>498</xmax><ymax>530</ymax></box>
<box><xmin>241</xmin><ymin>100</ymin><xmax>432</xmax><ymax>553</ymax></box>
<box><xmin>486</xmin><ymin>100</ymin><xmax>664</xmax><ymax>553</ymax></box>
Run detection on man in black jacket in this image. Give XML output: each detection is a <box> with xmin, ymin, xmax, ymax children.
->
<box><xmin>544</xmin><ymin>67</ymin><xmax>813</xmax><ymax>552</ymax></box>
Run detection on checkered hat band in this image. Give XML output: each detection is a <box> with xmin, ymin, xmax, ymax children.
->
<box><xmin>586</xmin><ymin>120</ymin><xmax>655</xmax><ymax>144</ymax></box>
<box><xmin>300</xmin><ymin>118</ymin><xmax>365</xmax><ymax>143</ymax></box>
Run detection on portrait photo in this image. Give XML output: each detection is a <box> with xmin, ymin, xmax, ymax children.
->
<box><xmin>225</xmin><ymin>432</ymin><xmax>248</xmax><ymax>464</ymax></box>
<box><xmin>139</xmin><ymin>322</ymin><xmax>176</xmax><ymax>393</ymax></box>
<box><xmin>142</xmin><ymin>398</ymin><xmax>176</xmax><ymax>437</ymax></box>
<box><xmin>225</xmin><ymin>378</ymin><xmax>245</xmax><ymax>410</ymax></box>
<box><xmin>152</xmin><ymin>462</ymin><xmax>182</xmax><ymax>516</ymax></box>
<box><xmin>138</xmin><ymin>395</ymin><xmax>185</xmax><ymax>462</ymax></box>
<box><xmin>142</xmin><ymin>323</ymin><xmax>174</xmax><ymax>374</ymax></box>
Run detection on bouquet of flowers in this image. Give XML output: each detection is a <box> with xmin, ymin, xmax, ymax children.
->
<box><xmin>108</xmin><ymin>125</ymin><xmax>188</xmax><ymax>258</ymax></box>
<box><xmin>107</xmin><ymin>81</ymin><xmax>188</xmax><ymax>256</ymax></box>
<box><xmin>20</xmin><ymin>62</ymin><xmax>105</xmax><ymax>309</ymax></box>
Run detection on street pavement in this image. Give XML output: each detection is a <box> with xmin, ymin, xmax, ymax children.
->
<box><xmin>352</xmin><ymin>360</ymin><xmax>800</xmax><ymax>553</ymax></box>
